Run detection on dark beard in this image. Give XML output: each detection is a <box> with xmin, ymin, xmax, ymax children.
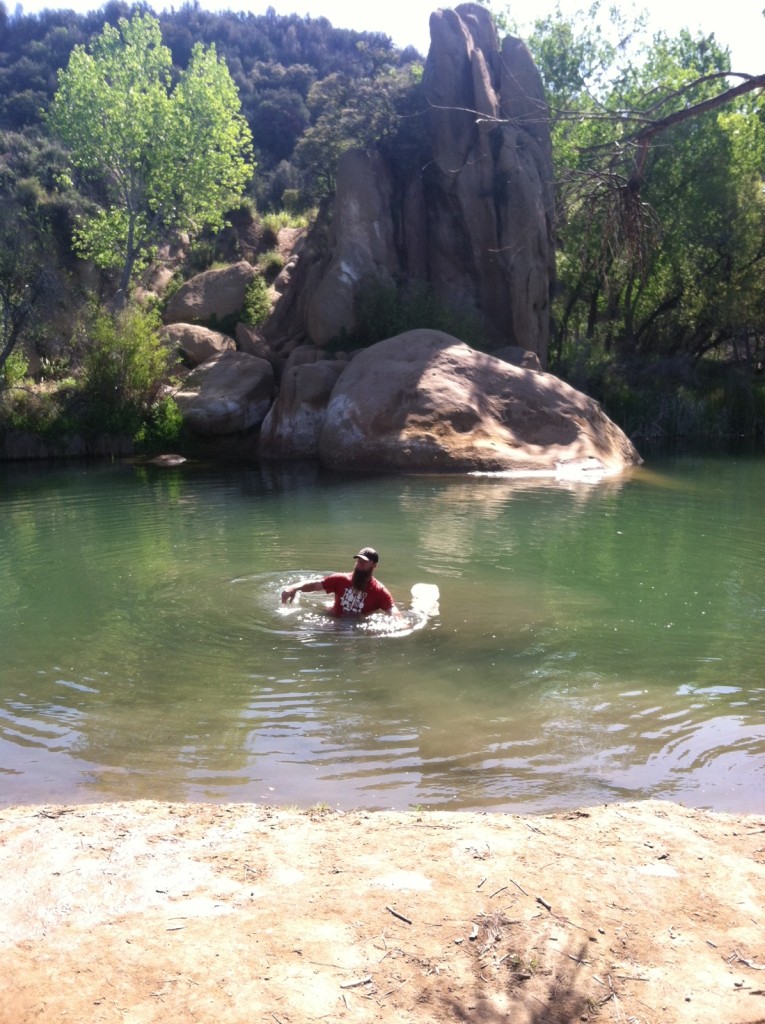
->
<box><xmin>352</xmin><ymin>565</ymin><xmax>374</xmax><ymax>591</ymax></box>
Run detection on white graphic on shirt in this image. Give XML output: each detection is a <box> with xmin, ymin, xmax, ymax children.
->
<box><xmin>339</xmin><ymin>587</ymin><xmax>366</xmax><ymax>614</ymax></box>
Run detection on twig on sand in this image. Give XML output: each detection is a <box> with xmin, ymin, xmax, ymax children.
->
<box><xmin>386</xmin><ymin>905</ymin><xmax>412</xmax><ymax>925</ymax></box>
<box><xmin>491</xmin><ymin>876</ymin><xmax>529</xmax><ymax>898</ymax></box>
<box><xmin>382</xmin><ymin>977</ymin><xmax>410</xmax><ymax>998</ymax></box>
<box><xmin>730</xmin><ymin>949</ymin><xmax>765</xmax><ymax>970</ymax></box>
<box><xmin>607</xmin><ymin>974</ymin><xmax>622</xmax><ymax>1022</ymax></box>
<box><xmin>554</xmin><ymin>949</ymin><xmax>591</xmax><ymax>966</ymax></box>
<box><xmin>340</xmin><ymin>976</ymin><xmax>372</xmax><ymax>989</ymax></box>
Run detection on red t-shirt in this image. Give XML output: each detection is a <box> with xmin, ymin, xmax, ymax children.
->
<box><xmin>321</xmin><ymin>573</ymin><xmax>395</xmax><ymax>617</ymax></box>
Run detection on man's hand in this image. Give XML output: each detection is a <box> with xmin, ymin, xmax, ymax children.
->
<box><xmin>282</xmin><ymin>579</ymin><xmax>322</xmax><ymax>604</ymax></box>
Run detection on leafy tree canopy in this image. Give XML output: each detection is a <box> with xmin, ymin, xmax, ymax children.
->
<box><xmin>47</xmin><ymin>11</ymin><xmax>254</xmax><ymax>298</ymax></box>
<box><xmin>0</xmin><ymin>129</ymin><xmax>71</xmax><ymax>375</ymax></box>
<box><xmin>507</xmin><ymin>3</ymin><xmax>765</xmax><ymax>368</ymax></box>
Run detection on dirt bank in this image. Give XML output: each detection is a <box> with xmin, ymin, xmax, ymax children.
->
<box><xmin>2</xmin><ymin>799</ymin><xmax>764</xmax><ymax>1023</ymax></box>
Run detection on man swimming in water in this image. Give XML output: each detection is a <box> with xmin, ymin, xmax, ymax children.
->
<box><xmin>281</xmin><ymin>547</ymin><xmax>401</xmax><ymax>618</ymax></box>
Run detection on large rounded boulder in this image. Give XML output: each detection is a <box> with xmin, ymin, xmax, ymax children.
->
<box><xmin>174</xmin><ymin>351</ymin><xmax>273</xmax><ymax>436</ymax></box>
<box><xmin>160</xmin><ymin>323</ymin><xmax>234</xmax><ymax>367</ymax></box>
<box><xmin>318</xmin><ymin>330</ymin><xmax>641</xmax><ymax>474</ymax></box>
<box><xmin>164</xmin><ymin>261</ymin><xmax>256</xmax><ymax>326</ymax></box>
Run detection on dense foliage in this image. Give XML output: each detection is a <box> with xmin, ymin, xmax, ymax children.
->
<box><xmin>0</xmin><ymin>1</ymin><xmax>418</xmax><ymax>206</ymax></box>
<box><xmin>48</xmin><ymin>12</ymin><xmax>254</xmax><ymax>298</ymax></box>
<box><xmin>79</xmin><ymin>301</ymin><xmax>172</xmax><ymax>432</ymax></box>
<box><xmin>511</xmin><ymin>3</ymin><xmax>765</xmax><ymax>434</ymax></box>
<box><xmin>0</xmin><ymin>129</ymin><xmax>74</xmax><ymax>375</ymax></box>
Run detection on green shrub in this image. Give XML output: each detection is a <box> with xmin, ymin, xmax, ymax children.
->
<box><xmin>259</xmin><ymin>249</ymin><xmax>285</xmax><ymax>280</ymax></box>
<box><xmin>0</xmin><ymin>384</ymin><xmax>75</xmax><ymax>438</ymax></box>
<box><xmin>558</xmin><ymin>343</ymin><xmax>765</xmax><ymax>442</ymax></box>
<box><xmin>186</xmin><ymin>239</ymin><xmax>217</xmax><ymax>272</ymax></box>
<box><xmin>39</xmin><ymin>354</ymin><xmax>72</xmax><ymax>382</ymax></box>
<box><xmin>0</xmin><ymin>349</ymin><xmax>29</xmax><ymax>390</ymax></box>
<box><xmin>257</xmin><ymin>208</ymin><xmax>313</xmax><ymax>247</ymax></box>
<box><xmin>161</xmin><ymin>270</ymin><xmax>185</xmax><ymax>305</ymax></box>
<box><xmin>261</xmin><ymin>209</ymin><xmax>313</xmax><ymax>233</ymax></box>
<box><xmin>348</xmin><ymin>280</ymin><xmax>485</xmax><ymax>351</ymax></box>
<box><xmin>242</xmin><ymin>275</ymin><xmax>272</xmax><ymax>328</ymax></box>
<box><xmin>134</xmin><ymin>394</ymin><xmax>185</xmax><ymax>451</ymax></box>
<box><xmin>79</xmin><ymin>303</ymin><xmax>171</xmax><ymax>433</ymax></box>
<box><xmin>281</xmin><ymin>190</ymin><xmax>303</xmax><ymax>215</ymax></box>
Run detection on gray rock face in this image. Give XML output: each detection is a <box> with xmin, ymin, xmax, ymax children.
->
<box><xmin>259</xmin><ymin>356</ymin><xmax>346</xmax><ymax>459</ymax></box>
<box><xmin>265</xmin><ymin>3</ymin><xmax>555</xmax><ymax>365</ymax></box>
<box><xmin>164</xmin><ymin>261</ymin><xmax>256</xmax><ymax>326</ymax></box>
<box><xmin>174</xmin><ymin>351</ymin><xmax>274</xmax><ymax>436</ymax></box>
<box><xmin>235</xmin><ymin>323</ymin><xmax>273</xmax><ymax>362</ymax></box>
<box><xmin>422</xmin><ymin>7</ymin><xmax>555</xmax><ymax>362</ymax></box>
<box><xmin>160</xmin><ymin>324</ymin><xmax>234</xmax><ymax>367</ymax></box>
<box><xmin>304</xmin><ymin>149</ymin><xmax>398</xmax><ymax>346</ymax></box>
<box><xmin>317</xmin><ymin>330</ymin><xmax>641</xmax><ymax>474</ymax></box>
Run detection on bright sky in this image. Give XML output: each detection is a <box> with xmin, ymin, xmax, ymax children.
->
<box><xmin>11</xmin><ymin>0</ymin><xmax>765</xmax><ymax>74</ymax></box>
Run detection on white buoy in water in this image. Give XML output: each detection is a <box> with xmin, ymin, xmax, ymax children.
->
<box><xmin>410</xmin><ymin>583</ymin><xmax>440</xmax><ymax>617</ymax></box>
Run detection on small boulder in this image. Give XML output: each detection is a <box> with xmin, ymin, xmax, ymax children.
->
<box><xmin>235</xmin><ymin>323</ymin><xmax>273</xmax><ymax>361</ymax></box>
<box><xmin>271</xmin><ymin>227</ymin><xmax>306</xmax><ymax>294</ymax></box>
<box><xmin>174</xmin><ymin>351</ymin><xmax>274</xmax><ymax>436</ymax></box>
<box><xmin>164</xmin><ymin>261</ymin><xmax>256</xmax><ymax>325</ymax></box>
<box><xmin>259</xmin><ymin>357</ymin><xmax>346</xmax><ymax>459</ymax></box>
<box><xmin>282</xmin><ymin>345</ymin><xmax>330</xmax><ymax>370</ymax></box>
<box><xmin>493</xmin><ymin>345</ymin><xmax>543</xmax><ymax>372</ymax></box>
<box><xmin>160</xmin><ymin>323</ymin><xmax>235</xmax><ymax>367</ymax></box>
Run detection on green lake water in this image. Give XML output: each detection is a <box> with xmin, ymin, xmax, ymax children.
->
<box><xmin>1</xmin><ymin>453</ymin><xmax>763</xmax><ymax>813</ymax></box>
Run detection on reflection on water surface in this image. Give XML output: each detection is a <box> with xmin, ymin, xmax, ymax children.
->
<box><xmin>1</xmin><ymin>454</ymin><xmax>763</xmax><ymax>813</ymax></box>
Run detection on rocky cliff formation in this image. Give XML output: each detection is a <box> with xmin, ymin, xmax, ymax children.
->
<box><xmin>264</xmin><ymin>2</ymin><xmax>555</xmax><ymax>366</ymax></box>
<box><xmin>155</xmin><ymin>6</ymin><xmax>640</xmax><ymax>477</ymax></box>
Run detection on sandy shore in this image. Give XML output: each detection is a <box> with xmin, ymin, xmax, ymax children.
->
<box><xmin>2</xmin><ymin>799</ymin><xmax>764</xmax><ymax>1023</ymax></box>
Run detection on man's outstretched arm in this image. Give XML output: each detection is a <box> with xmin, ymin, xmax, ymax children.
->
<box><xmin>281</xmin><ymin>580</ymin><xmax>325</xmax><ymax>603</ymax></box>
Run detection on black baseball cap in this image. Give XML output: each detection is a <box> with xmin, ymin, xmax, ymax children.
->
<box><xmin>353</xmin><ymin>547</ymin><xmax>379</xmax><ymax>563</ymax></box>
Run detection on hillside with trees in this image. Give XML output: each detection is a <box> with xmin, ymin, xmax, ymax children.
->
<box><xmin>0</xmin><ymin>0</ymin><xmax>763</xmax><ymax>455</ymax></box>
<box><xmin>0</xmin><ymin>1</ymin><xmax>419</xmax><ymax>206</ymax></box>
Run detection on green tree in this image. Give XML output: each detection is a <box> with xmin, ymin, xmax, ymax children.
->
<box><xmin>0</xmin><ymin>203</ymin><xmax>41</xmax><ymax>376</ymax></box>
<box><xmin>0</xmin><ymin>185</ymin><xmax>57</xmax><ymax>377</ymax></box>
<box><xmin>514</xmin><ymin>5</ymin><xmax>765</xmax><ymax>369</ymax></box>
<box><xmin>294</xmin><ymin>64</ymin><xmax>423</xmax><ymax>200</ymax></box>
<box><xmin>47</xmin><ymin>12</ymin><xmax>253</xmax><ymax>300</ymax></box>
